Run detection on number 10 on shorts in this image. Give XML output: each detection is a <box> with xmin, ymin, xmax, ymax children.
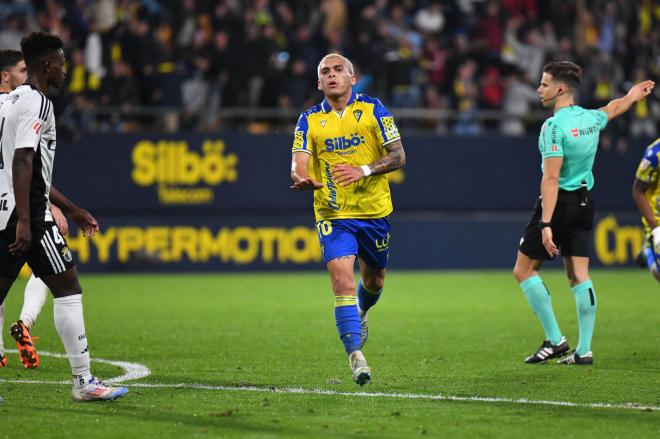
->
<box><xmin>316</xmin><ymin>220</ymin><xmax>333</xmax><ymax>237</ymax></box>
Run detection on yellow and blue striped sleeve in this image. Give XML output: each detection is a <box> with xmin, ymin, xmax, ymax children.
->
<box><xmin>372</xmin><ymin>99</ymin><xmax>401</xmax><ymax>146</ymax></box>
<box><xmin>636</xmin><ymin>140</ymin><xmax>660</xmax><ymax>182</ymax></box>
<box><xmin>292</xmin><ymin>113</ymin><xmax>312</xmax><ymax>154</ymax></box>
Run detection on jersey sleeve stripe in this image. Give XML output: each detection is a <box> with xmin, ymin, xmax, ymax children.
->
<box><xmin>381</xmin><ymin>136</ymin><xmax>401</xmax><ymax>147</ymax></box>
<box><xmin>38</xmin><ymin>94</ymin><xmax>45</xmax><ymax>120</ymax></box>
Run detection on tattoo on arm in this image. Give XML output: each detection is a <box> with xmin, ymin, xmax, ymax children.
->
<box><xmin>368</xmin><ymin>140</ymin><xmax>406</xmax><ymax>175</ymax></box>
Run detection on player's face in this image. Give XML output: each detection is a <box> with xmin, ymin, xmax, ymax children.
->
<box><xmin>317</xmin><ymin>57</ymin><xmax>356</xmax><ymax>99</ymax></box>
<box><xmin>46</xmin><ymin>49</ymin><xmax>67</xmax><ymax>89</ymax></box>
<box><xmin>6</xmin><ymin>60</ymin><xmax>27</xmax><ymax>90</ymax></box>
<box><xmin>537</xmin><ymin>72</ymin><xmax>560</xmax><ymax>109</ymax></box>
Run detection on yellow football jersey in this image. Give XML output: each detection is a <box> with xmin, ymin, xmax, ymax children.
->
<box><xmin>635</xmin><ymin>138</ymin><xmax>660</xmax><ymax>232</ymax></box>
<box><xmin>292</xmin><ymin>91</ymin><xmax>401</xmax><ymax>221</ymax></box>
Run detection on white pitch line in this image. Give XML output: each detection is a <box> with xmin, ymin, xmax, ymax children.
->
<box><xmin>122</xmin><ymin>382</ymin><xmax>660</xmax><ymax>412</ymax></box>
<box><xmin>1</xmin><ymin>349</ymin><xmax>151</xmax><ymax>384</ymax></box>
<box><xmin>0</xmin><ymin>351</ymin><xmax>657</xmax><ymax>412</ymax></box>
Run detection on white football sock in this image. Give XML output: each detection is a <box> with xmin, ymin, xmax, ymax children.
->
<box><xmin>20</xmin><ymin>274</ymin><xmax>49</xmax><ymax>330</ymax></box>
<box><xmin>53</xmin><ymin>294</ymin><xmax>92</xmax><ymax>388</ymax></box>
<box><xmin>0</xmin><ymin>301</ymin><xmax>4</xmax><ymax>356</ymax></box>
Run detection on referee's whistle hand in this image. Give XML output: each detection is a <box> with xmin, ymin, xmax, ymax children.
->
<box><xmin>541</xmin><ymin>228</ymin><xmax>559</xmax><ymax>257</ymax></box>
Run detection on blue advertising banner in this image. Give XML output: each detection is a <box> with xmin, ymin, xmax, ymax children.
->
<box><xmin>53</xmin><ymin>133</ymin><xmax>654</xmax><ymax>212</ymax></box>
<box><xmin>44</xmin><ymin>132</ymin><xmax>654</xmax><ymax>271</ymax></box>
<box><xmin>62</xmin><ymin>212</ymin><xmax>646</xmax><ymax>272</ymax></box>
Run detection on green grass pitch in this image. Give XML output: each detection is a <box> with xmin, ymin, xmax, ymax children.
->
<box><xmin>0</xmin><ymin>270</ymin><xmax>658</xmax><ymax>438</ymax></box>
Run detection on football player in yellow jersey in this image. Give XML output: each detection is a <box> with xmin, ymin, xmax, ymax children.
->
<box><xmin>290</xmin><ymin>54</ymin><xmax>406</xmax><ymax>385</ymax></box>
<box><xmin>632</xmin><ymin>138</ymin><xmax>660</xmax><ymax>282</ymax></box>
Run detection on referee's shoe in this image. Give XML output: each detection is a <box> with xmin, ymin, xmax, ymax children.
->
<box><xmin>524</xmin><ymin>336</ymin><xmax>569</xmax><ymax>363</ymax></box>
<box><xmin>557</xmin><ymin>350</ymin><xmax>593</xmax><ymax>365</ymax></box>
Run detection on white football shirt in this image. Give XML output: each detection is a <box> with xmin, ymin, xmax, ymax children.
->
<box><xmin>0</xmin><ymin>84</ymin><xmax>55</xmax><ymax>230</ymax></box>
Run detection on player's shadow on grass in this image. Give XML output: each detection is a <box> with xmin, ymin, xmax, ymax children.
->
<box><xmin>35</xmin><ymin>403</ymin><xmax>307</xmax><ymax>436</ymax></box>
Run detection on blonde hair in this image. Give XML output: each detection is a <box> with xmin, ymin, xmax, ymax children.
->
<box><xmin>317</xmin><ymin>53</ymin><xmax>354</xmax><ymax>78</ymax></box>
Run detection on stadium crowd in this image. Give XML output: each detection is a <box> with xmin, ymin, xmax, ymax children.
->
<box><xmin>0</xmin><ymin>0</ymin><xmax>658</xmax><ymax>138</ymax></box>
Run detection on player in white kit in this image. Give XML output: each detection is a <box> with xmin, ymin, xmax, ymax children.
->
<box><xmin>0</xmin><ymin>49</ymin><xmax>68</xmax><ymax>369</ymax></box>
<box><xmin>0</xmin><ymin>32</ymin><xmax>127</xmax><ymax>401</ymax></box>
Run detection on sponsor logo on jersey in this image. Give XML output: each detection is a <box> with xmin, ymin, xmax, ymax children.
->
<box><xmin>324</xmin><ymin>162</ymin><xmax>340</xmax><ymax>210</ymax></box>
<box><xmin>573</xmin><ymin>125</ymin><xmax>600</xmax><ymax>137</ymax></box>
<box><xmin>292</xmin><ymin>130</ymin><xmax>305</xmax><ymax>151</ymax></box>
<box><xmin>32</xmin><ymin>121</ymin><xmax>42</xmax><ymax>134</ymax></box>
<box><xmin>379</xmin><ymin>116</ymin><xmax>399</xmax><ymax>140</ymax></box>
<box><xmin>324</xmin><ymin>133</ymin><xmax>365</xmax><ymax>152</ymax></box>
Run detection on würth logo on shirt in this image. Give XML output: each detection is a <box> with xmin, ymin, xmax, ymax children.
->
<box><xmin>551</xmin><ymin>144</ymin><xmax>559</xmax><ymax>152</ymax></box>
<box><xmin>571</xmin><ymin>128</ymin><xmax>579</xmax><ymax>138</ymax></box>
<box><xmin>32</xmin><ymin>122</ymin><xmax>42</xmax><ymax>134</ymax></box>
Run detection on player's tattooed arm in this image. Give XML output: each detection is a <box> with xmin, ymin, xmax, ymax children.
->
<box><xmin>332</xmin><ymin>140</ymin><xmax>406</xmax><ymax>187</ymax></box>
<box><xmin>368</xmin><ymin>139</ymin><xmax>406</xmax><ymax>175</ymax></box>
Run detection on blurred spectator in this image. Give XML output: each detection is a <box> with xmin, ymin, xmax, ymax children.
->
<box><xmin>500</xmin><ymin>68</ymin><xmax>539</xmax><ymax>136</ymax></box>
<box><xmin>478</xmin><ymin>1</ymin><xmax>504</xmax><ymax>57</ymax></box>
<box><xmin>452</xmin><ymin>59</ymin><xmax>480</xmax><ymax>135</ymax></box>
<box><xmin>0</xmin><ymin>12</ymin><xmax>26</xmax><ymax>49</ymax></box>
<box><xmin>480</xmin><ymin>66</ymin><xmax>504</xmax><ymax>110</ymax></box>
<box><xmin>7</xmin><ymin>0</ymin><xmax>656</xmax><ymax>135</ymax></box>
<box><xmin>630</xmin><ymin>68</ymin><xmax>658</xmax><ymax>138</ymax></box>
<box><xmin>414</xmin><ymin>2</ymin><xmax>444</xmax><ymax>35</ymax></box>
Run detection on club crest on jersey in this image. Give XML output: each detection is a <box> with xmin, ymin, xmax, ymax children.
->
<box><xmin>32</xmin><ymin>122</ymin><xmax>42</xmax><ymax>134</ymax></box>
<box><xmin>61</xmin><ymin>247</ymin><xmax>73</xmax><ymax>263</ymax></box>
<box><xmin>320</xmin><ymin>120</ymin><xmax>327</xmax><ymax>127</ymax></box>
<box><xmin>353</xmin><ymin>110</ymin><xmax>363</xmax><ymax>122</ymax></box>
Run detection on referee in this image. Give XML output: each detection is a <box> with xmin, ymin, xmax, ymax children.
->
<box><xmin>513</xmin><ymin>61</ymin><xmax>654</xmax><ymax>365</ymax></box>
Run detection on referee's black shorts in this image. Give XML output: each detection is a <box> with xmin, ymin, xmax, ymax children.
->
<box><xmin>519</xmin><ymin>189</ymin><xmax>594</xmax><ymax>260</ymax></box>
<box><xmin>0</xmin><ymin>220</ymin><xmax>75</xmax><ymax>280</ymax></box>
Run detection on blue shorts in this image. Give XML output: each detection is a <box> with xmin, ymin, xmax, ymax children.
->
<box><xmin>315</xmin><ymin>218</ymin><xmax>391</xmax><ymax>269</ymax></box>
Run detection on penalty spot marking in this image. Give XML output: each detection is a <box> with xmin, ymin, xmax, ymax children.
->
<box><xmin>0</xmin><ymin>351</ymin><xmax>657</xmax><ymax>412</ymax></box>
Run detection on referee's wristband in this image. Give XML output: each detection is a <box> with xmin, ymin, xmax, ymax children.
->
<box><xmin>360</xmin><ymin>165</ymin><xmax>372</xmax><ymax>177</ymax></box>
<box><xmin>540</xmin><ymin>221</ymin><xmax>552</xmax><ymax>229</ymax></box>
